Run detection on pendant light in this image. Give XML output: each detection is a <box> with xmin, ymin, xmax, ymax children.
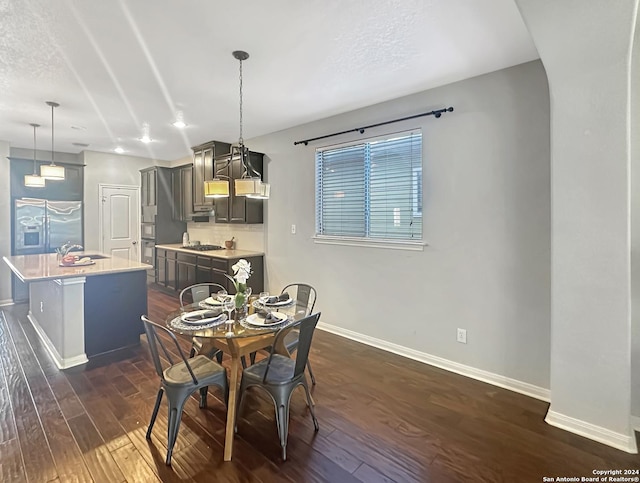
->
<box><xmin>203</xmin><ymin>50</ymin><xmax>269</xmax><ymax>200</ymax></box>
<box><xmin>40</xmin><ymin>101</ymin><xmax>65</xmax><ymax>180</ymax></box>
<box><xmin>24</xmin><ymin>123</ymin><xmax>45</xmax><ymax>188</ymax></box>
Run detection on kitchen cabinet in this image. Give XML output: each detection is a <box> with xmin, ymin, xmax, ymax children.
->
<box><xmin>141</xmin><ymin>168</ymin><xmax>157</xmax><ymax>207</ymax></box>
<box><xmin>192</xmin><ymin>140</ymin><xmax>231</xmax><ymax>212</ymax></box>
<box><xmin>10</xmin><ymin>158</ymin><xmax>84</xmax><ymax>201</ymax></box>
<box><xmin>171</xmin><ymin>164</ymin><xmax>194</xmax><ymax>221</ymax></box>
<box><xmin>155</xmin><ymin>248</ymin><xmax>264</xmax><ymax>295</ymax></box>
<box><xmin>213</xmin><ymin>151</ymin><xmax>264</xmax><ymax>224</ymax></box>
<box><xmin>176</xmin><ymin>252</ymin><xmax>197</xmax><ymax>291</ymax></box>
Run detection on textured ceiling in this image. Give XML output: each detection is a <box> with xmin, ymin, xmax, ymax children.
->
<box><xmin>0</xmin><ymin>0</ymin><xmax>538</xmax><ymax>161</ymax></box>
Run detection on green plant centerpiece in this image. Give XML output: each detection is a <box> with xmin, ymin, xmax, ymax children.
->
<box><xmin>225</xmin><ymin>259</ymin><xmax>252</xmax><ymax>319</ymax></box>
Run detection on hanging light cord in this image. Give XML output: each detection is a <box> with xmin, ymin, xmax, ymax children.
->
<box><xmin>33</xmin><ymin>124</ymin><xmax>37</xmax><ymax>173</ymax></box>
<box><xmin>238</xmin><ymin>56</ymin><xmax>244</xmax><ymax>146</ymax></box>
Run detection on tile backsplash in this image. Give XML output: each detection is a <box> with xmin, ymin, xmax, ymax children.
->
<box><xmin>186</xmin><ymin>221</ymin><xmax>265</xmax><ymax>252</ymax></box>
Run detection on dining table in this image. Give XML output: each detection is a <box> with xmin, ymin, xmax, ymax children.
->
<box><xmin>164</xmin><ymin>296</ymin><xmax>306</xmax><ymax>461</ymax></box>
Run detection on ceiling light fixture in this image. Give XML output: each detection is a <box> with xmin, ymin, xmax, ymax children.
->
<box><xmin>114</xmin><ymin>146</ymin><xmax>125</xmax><ymax>154</ymax></box>
<box><xmin>172</xmin><ymin>111</ymin><xmax>187</xmax><ymax>129</ymax></box>
<box><xmin>204</xmin><ymin>51</ymin><xmax>269</xmax><ymax>200</ymax></box>
<box><xmin>140</xmin><ymin>123</ymin><xmax>152</xmax><ymax>143</ymax></box>
<box><xmin>40</xmin><ymin>101</ymin><xmax>65</xmax><ymax>180</ymax></box>
<box><xmin>24</xmin><ymin>123</ymin><xmax>45</xmax><ymax>188</ymax></box>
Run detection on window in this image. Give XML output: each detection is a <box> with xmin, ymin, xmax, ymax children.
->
<box><xmin>315</xmin><ymin>130</ymin><xmax>422</xmax><ymax>243</ymax></box>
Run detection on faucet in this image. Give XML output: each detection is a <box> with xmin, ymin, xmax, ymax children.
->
<box><xmin>56</xmin><ymin>242</ymin><xmax>83</xmax><ymax>257</ymax></box>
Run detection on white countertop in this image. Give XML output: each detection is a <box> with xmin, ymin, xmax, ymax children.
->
<box><xmin>3</xmin><ymin>252</ymin><xmax>153</xmax><ymax>282</ymax></box>
<box><xmin>155</xmin><ymin>244</ymin><xmax>264</xmax><ymax>259</ymax></box>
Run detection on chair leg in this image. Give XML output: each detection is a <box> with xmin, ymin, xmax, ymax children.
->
<box><xmin>302</xmin><ymin>381</ymin><xmax>319</xmax><ymax>431</ymax></box>
<box><xmin>275</xmin><ymin>403</ymin><xmax>290</xmax><ymax>460</ymax></box>
<box><xmin>215</xmin><ymin>351</ymin><xmax>223</xmax><ymax>363</ymax></box>
<box><xmin>189</xmin><ymin>346</ymin><xmax>196</xmax><ymax>358</ymax></box>
<box><xmin>199</xmin><ymin>387</ymin><xmax>208</xmax><ymax>408</ymax></box>
<box><xmin>146</xmin><ymin>388</ymin><xmax>164</xmax><ymax>440</ymax></box>
<box><xmin>306</xmin><ymin>360</ymin><xmax>316</xmax><ymax>385</ymax></box>
<box><xmin>166</xmin><ymin>399</ymin><xmax>186</xmax><ymax>466</ymax></box>
<box><xmin>250</xmin><ymin>351</ymin><xmax>256</xmax><ymax>365</ymax></box>
<box><xmin>241</xmin><ymin>356</ymin><xmax>247</xmax><ymax>369</ymax></box>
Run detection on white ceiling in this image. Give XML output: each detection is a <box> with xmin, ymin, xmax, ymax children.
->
<box><xmin>0</xmin><ymin>0</ymin><xmax>538</xmax><ymax>161</ymax></box>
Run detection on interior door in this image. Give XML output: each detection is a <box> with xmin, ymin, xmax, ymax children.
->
<box><xmin>100</xmin><ymin>185</ymin><xmax>140</xmax><ymax>261</ymax></box>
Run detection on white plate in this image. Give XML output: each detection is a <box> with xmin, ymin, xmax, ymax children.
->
<box><xmin>203</xmin><ymin>297</ymin><xmax>225</xmax><ymax>306</ymax></box>
<box><xmin>181</xmin><ymin>310</ymin><xmax>223</xmax><ymax>325</ymax></box>
<box><xmin>245</xmin><ymin>312</ymin><xmax>288</xmax><ymax>327</ymax></box>
<box><xmin>264</xmin><ymin>297</ymin><xmax>293</xmax><ymax>307</ymax></box>
<box><xmin>59</xmin><ymin>260</ymin><xmax>96</xmax><ymax>267</ymax></box>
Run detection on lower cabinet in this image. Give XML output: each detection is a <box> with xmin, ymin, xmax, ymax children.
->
<box><xmin>155</xmin><ymin>248</ymin><xmax>264</xmax><ymax>295</ymax></box>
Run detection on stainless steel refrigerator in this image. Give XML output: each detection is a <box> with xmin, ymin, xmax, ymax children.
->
<box><xmin>13</xmin><ymin>198</ymin><xmax>83</xmax><ymax>300</ymax></box>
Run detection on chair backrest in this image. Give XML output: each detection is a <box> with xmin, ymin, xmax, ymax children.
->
<box><xmin>281</xmin><ymin>283</ymin><xmax>317</xmax><ymax>317</ymax></box>
<box><xmin>179</xmin><ymin>283</ymin><xmax>227</xmax><ymax>307</ymax></box>
<box><xmin>264</xmin><ymin>312</ymin><xmax>321</xmax><ymax>383</ymax></box>
<box><xmin>141</xmin><ymin>315</ymin><xmax>199</xmax><ymax>384</ymax></box>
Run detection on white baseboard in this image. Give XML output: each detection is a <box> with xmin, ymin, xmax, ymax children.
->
<box><xmin>546</xmin><ymin>410</ymin><xmax>638</xmax><ymax>454</ymax></box>
<box><xmin>27</xmin><ymin>313</ymin><xmax>88</xmax><ymax>370</ymax></box>
<box><xmin>316</xmin><ymin>322</ymin><xmax>550</xmax><ymax>402</ymax></box>
<box><xmin>0</xmin><ymin>299</ymin><xmax>14</xmax><ymax>307</ymax></box>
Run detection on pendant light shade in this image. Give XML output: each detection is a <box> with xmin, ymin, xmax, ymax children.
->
<box><xmin>234</xmin><ymin>177</ymin><xmax>262</xmax><ymax>196</ymax></box>
<box><xmin>24</xmin><ymin>123</ymin><xmax>45</xmax><ymax>188</ymax></box>
<box><xmin>246</xmin><ymin>182</ymin><xmax>270</xmax><ymax>199</ymax></box>
<box><xmin>204</xmin><ymin>178</ymin><xmax>230</xmax><ymax>198</ymax></box>
<box><xmin>41</xmin><ymin>101</ymin><xmax>65</xmax><ymax>180</ymax></box>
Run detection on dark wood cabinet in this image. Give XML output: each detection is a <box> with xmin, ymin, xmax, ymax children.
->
<box><xmin>213</xmin><ymin>151</ymin><xmax>264</xmax><ymax>224</ymax></box>
<box><xmin>10</xmin><ymin>158</ymin><xmax>84</xmax><ymax>201</ymax></box>
<box><xmin>192</xmin><ymin>140</ymin><xmax>231</xmax><ymax>212</ymax></box>
<box><xmin>155</xmin><ymin>248</ymin><xmax>264</xmax><ymax>295</ymax></box>
<box><xmin>176</xmin><ymin>252</ymin><xmax>197</xmax><ymax>291</ymax></box>
<box><xmin>141</xmin><ymin>168</ymin><xmax>157</xmax><ymax>207</ymax></box>
<box><xmin>171</xmin><ymin>164</ymin><xmax>194</xmax><ymax>221</ymax></box>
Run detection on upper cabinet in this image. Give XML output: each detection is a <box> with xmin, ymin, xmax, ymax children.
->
<box><xmin>192</xmin><ymin>140</ymin><xmax>231</xmax><ymax>212</ymax></box>
<box><xmin>10</xmin><ymin>158</ymin><xmax>84</xmax><ymax>201</ymax></box>
<box><xmin>171</xmin><ymin>164</ymin><xmax>194</xmax><ymax>222</ymax></box>
<box><xmin>213</xmin><ymin>150</ymin><xmax>264</xmax><ymax>224</ymax></box>
<box><xmin>141</xmin><ymin>168</ymin><xmax>157</xmax><ymax>207</ymax></box>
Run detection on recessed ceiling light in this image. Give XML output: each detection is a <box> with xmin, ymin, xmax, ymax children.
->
<box><xmin>172</xmin><ymin>111</ymin><xmax>187</xmax><ymax>129</ymax></box>
<box><xmin>71</xmin><ymin>125</ymin><xmax>86</xmax><ymax>131</ymax></box>
<box><xmin>72</xmin><ymin>142</ymin><xmax>89</xmax><ymax>147</ymax></box>
<box><xmin>139</xmin><ymin>123</ymin><xmax>152</xmax><ymax>143</ymax></box>
<box><xmin>114</xmin><ymin>147</ymin><xmax>125</xmax><ymax>154</ymax></box>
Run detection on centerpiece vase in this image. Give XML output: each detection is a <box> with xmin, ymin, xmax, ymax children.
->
<box><xmin>234</xmin><ymin>283</ymin><xmax>249</xmax><ymax>321</ymax></box>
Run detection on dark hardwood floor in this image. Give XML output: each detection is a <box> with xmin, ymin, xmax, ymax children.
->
<box><xmin>0</xmin><ymin>287</ymin><xmax>638</xmax><ymax>482</ymax></box>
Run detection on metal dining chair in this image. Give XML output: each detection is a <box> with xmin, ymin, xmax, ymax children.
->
<box><xmin>179</xmin><ymin>283</ymin><xmax>226</xmax><ymax>361</ymax></box>
<box><xmin>250</xmin><ymin>283</ymin><xmax>318</xmax><ymax>384</ymax></box>
<box><xmin>236</xmin><ymin>312</ymin><xmax>321</xmax><ymax>460</ymax></box>
<box><xmin>141</xmin><ymin>315</ymin><xmax>229</xmax><ymax>466</ymax></box>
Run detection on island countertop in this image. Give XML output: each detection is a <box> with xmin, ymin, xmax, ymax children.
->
<box><xmin>3</xmin><ymin>252</ymin><xmax>152</xmax><ymax>283</ymax></box>
<box><xmin>155</xmin><ymin>244</ymin><xmax>264</xmax><ymax>259</ymax></box>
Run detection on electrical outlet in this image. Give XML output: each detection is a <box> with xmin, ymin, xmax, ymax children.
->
<box><xmin>457</xmin><ymin>328</ymin><xmax>467</xmax><ymax>344</ymax></box>
<box><xmin>291</xmin><ymin>224</ymin><xmax>296</xmax><ymax>235</ymax></box>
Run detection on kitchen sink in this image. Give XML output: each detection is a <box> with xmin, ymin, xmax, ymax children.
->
<box><xmin>82</xmin><ymin>254</ymin><xmax>110</xmax><ymax>259</ymax></box>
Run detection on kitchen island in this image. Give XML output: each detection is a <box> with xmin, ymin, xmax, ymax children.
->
<box><xmin>3</xmin><ymin>253</ymin><xmax>152</xmax><ymax>369</ymax></box>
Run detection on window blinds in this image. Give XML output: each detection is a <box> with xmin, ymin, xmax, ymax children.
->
<box><xmin>316</xmin><ymin>131</ymin><xmax>422</xmax><ymax>240</ymax></box>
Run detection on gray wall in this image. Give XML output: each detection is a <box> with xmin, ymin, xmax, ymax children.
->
<box><xmin>250</xmin><ymin>60</ymin><xmax>551</xmax><ymax>389</ymax></box>
<box><xmin>0</xmin><ymin>140</ymin><xmax>11</xmax><ymax>304</ymax></box>
<box><xmin>516</xmin><ymin>0</ymin><xmax>637</xmax><ymax>447</ymax></box>
<box><xmin>631</xmin><ymin>10</ymin><xmax>640</xmax><ymax>420</ymax></box>
<box><xmin>82</xmin><ymin>150</ymin><xmax>169</xmax><ymax>251</ymax></box>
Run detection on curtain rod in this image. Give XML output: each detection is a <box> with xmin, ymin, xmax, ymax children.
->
<box><xmin>293</xmin><ymin>106</ymin><xmax>454</xmax><ymax>146</ymax></box>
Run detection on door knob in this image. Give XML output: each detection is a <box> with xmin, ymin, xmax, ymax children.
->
<box><xmin>132</xmin><ymin>241</ymin><xmax>137</xmax><ymax>245</ymax></box>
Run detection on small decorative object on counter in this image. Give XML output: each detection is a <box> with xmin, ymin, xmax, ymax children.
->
<box><xmin>225</xmin><ymin>259</ymin><xmax>252</xmax><ymax>321</ymax></box>
<box><xmin>182</xmin><ymin>232</ymin><xmax>189</xmax><ymax>247</ymax></box>
<box><xmin>55</xmin><ymin>242</ymin><xmax>83</xmax><ymax>261</ymax></box>
<box><xmin>225</xmin><ymin>237</ymin><xmax>235</xmax><ymax>249</ymax></box>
